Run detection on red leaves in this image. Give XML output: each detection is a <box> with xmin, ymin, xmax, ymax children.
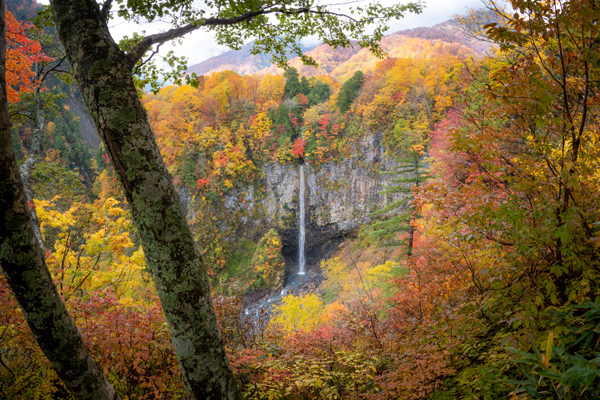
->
<box><xmin>318</xmin><ymin>114</ymin><xmax>330</xmax><ymax>129</ymax></box>
<box><xmin>196</xmin><ymin>177</ymin><xmax>210</xmax><ymax>189</ymax></box>
<box><xmin>291</xmin><ymin>138</ymin><xmax>306</xmax><ymax>159</ymax></box>
<box><xmin>6</xmin><ymin>10</ymin><xmax>51</xmax><ymax>103</ymax></box>
<box><xmin>213</xmin><ymin>151</ymin><xmax>229</xmax><ymax>168</ymax></box>
<box><xmin>392</xmin><ymin>91</ymin><xmax>404</xmax><ymax>101</ymax></box>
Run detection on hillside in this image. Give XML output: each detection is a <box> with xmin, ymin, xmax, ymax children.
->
<box><xmin>188</xmin><ymin>19</ymin><xmax>492</xmax><ymax>81</ymax></box>
<box><xmin>6</xmin><ymin>1</ymin><xmax>600</xmax><ymax>399</ymax></box>
<box><xmin>187</xmin><ymin>41</ymin><xmax>315</xmax><ymax>76</ymax></box>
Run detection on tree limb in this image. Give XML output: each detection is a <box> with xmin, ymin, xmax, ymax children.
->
<box><xmin>101</xmin><ymin>0</ymin><xmax>113</xmax><ymax>22</ymax></box>
<box><xmin>126</xmin><ymin>7</ymin><xmax>357</xmax><ymax>67</ymax></box>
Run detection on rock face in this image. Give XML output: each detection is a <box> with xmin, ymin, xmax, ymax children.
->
<box><xmin>65</xmin><ymin>95</ymin><xmax>101</xmax><ymax>149</ymax></box>
<box><xmin>231</xmin><ymin>131</ymin><xmax>408</xmax><ymax>256</ymax></box>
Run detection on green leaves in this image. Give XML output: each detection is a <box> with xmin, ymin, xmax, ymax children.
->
<box><xmin>508</xmin><ymin>300</ymin><xmax>600</xmax><ymax>399</ymax></box>
<box><xmin>117</xmin><ymin>0</ymin><xmax>423</xmax><ymax>87</ymax></box>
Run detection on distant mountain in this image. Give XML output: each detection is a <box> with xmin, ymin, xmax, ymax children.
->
<box><xmin>187</xmin><ymin>19</ymin><xmax>492</xmax><ymax>81</ymax></box>
<box><xmin>403</xmin><ymin>19</ymin><xmax>492</xmax><ymax>56</ymax></box>
<box><xmin>187</xmin><ymin>41</ymin><xmax>315</xmax><ymax>76</ymax></box>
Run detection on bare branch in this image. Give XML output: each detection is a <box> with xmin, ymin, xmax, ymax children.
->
<box><xmin>132</xmin><ymin>42</ymin><xmax>162</xmax><ymax>76</ymax></box>
<box><xmin>40</xmin><ymin>56</ymin><xmax>68</xmax><ymax>83</ymax></box>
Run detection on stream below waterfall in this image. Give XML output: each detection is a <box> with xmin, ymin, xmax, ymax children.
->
<box><xmin>243</xmin><ymin>236</ymin><xmax>344</xmax><ymax>320</ymax></box>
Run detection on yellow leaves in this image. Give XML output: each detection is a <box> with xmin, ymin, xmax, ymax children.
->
<box><xmin>36</xmin><ymin>197</ymin><xmax>76</xmax><ymax>237</ymax></box>
<box><xmin>258</xmin><ymin>74</ymin><xmax>285</xmax><ymax>102</ymax></box>
<box><xmin>46</xmin><ymin>121</ymin><xmax>56</xmax><ymax>134</ymax></box>
<box><xmin>195</xmin><ymin>126</ymin><xmax>218</xmax><ymax>150</ymax></box>
<box><xmin>275</xmin><ymin>136</ymin><xmax>293</xmax><ymax>163</ymax></box>
<box><xmin>250</xmin><ymin>112</ymin><xmax>272</xmax><ymax>143</ymax></box>
<box><xmin>36</xmin><ymin>196</ymin><xmax>149</xmax><ymax>303</ymax></box>
<box><xmin>364</xmin><ymin>261</ymin><xmax>397</xmax><ymax>289</ymax></box>
<box><xmin>272</xmin><ymin>293</ymin><xmax>324</xmax><ymax>334</ymax></box>
<box><xmin>251</xmin><ymin>229</ymin><xmax>284</xmax><ymax>288</ymax></box>
<box><xmin>321</xmin><ymin>257</ymin><xmax>348</xmax><ymax>295</ymax></box>
<box><xmin>411</xmin><ymin>144</ymin><xmax>425</xmax><ymax>155</ymax></box>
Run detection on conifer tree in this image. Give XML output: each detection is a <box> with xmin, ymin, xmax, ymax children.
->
<box><xmin>283</xmin><ymin>67</ymin><xmax>301</xmax><ymax>99</ymax></box>
<box><xmin>337</xmin><ymin>70</ymin><xmax>364</xmax><ymax>113</ymax></box>
<box><xmin>366</xmin><ymin>141</ymin><xmax>428</xmax><ymax>256</ymax></box>
<box><xmin>307</xmin><ymin>79</ymin><xmax>331</xmax><ymax>106</ymax></box>
<box><xmin>299</xmin><ymin>76</ymin><xmax>310</xmax><ymax>95</ymax></box>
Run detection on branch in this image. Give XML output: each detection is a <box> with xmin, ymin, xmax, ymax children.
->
<box><xmin>126</xmin><ymin>6</ymin><xmax>357</xmax><ymax>67</ymax></box>
<box><xmin>40</xmin><ymin>56</ymin><xmax>68</xmax><ymax>83</ymax></box>
<box><xmin>101</xmin><ymin>0</ymin><xmax>113</xmax><ymax>22</ymax></box>
<box><xmin>485</xmin><ymin>232</ymin><xmax>514</xmax><ymax>247</ymax></box>
<box><xmin>132</xmin><ymin>42</ymin><xmax>162</xmax><ymax>76</ymax></box>
<box><xmin>8</xmin><ymin>111</ymin><xmax>33</xmax><ymax>120</ymax></box>
<box><xmin>126</xmin><ymin>10</ymin><xmax>265</xmax><ymax>66</ymax></box>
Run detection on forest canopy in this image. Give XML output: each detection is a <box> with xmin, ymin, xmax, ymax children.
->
<box><xmin>2</xmin><ymin>0</ymin><xmax>600</xmax><ymax>399</ymax></box>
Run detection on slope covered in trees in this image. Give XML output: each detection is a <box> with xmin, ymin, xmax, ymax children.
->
<box><xmin>188</xmin><ymin>41</ymin><xmax>315</xmax><ymax>77</ymax></box>
<box><xmin>3</xmin><ymin>0</ymin><xmax>600</xmax><ymax>399</ymax></box>
<box><xmin>190</xmin><ymin>19</ymin><xmax>489</xmax><ymax>82</ymax></box>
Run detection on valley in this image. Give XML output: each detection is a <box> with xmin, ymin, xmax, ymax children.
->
<box><xmin>2</xmin><ymin>1</ymin><xmax>600</xmax><ymax>399</ymax></box>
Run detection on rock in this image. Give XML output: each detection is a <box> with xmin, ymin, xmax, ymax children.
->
<box><xmin>226</xmin><ymin>130</ymin><xmax>408</xmax><ymax>254</ymax></box>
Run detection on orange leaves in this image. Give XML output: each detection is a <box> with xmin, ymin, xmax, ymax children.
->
<box><xmin>291</xmin><ymin>138</ymin><xmax>306</xmax><ymax>159</ymax></box>
<box><xmin>197</xmin><ymin>176</ymin><xmax>210</xmax><ymax>189</ymax></box>
<box><xmin>6</xmin><ymin>10</ymin><xmax>50</xmax><ymax>103</ymax></box>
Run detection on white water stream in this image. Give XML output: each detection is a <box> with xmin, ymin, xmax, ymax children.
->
<box><xmin>298</xmin><ymin>165</ymin><xmax>306</xmax><ymax>275</ymax></box>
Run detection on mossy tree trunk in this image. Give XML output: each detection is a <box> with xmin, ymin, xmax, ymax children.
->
<box><xmin>48</xmin><ymin>1</ymin><xmax>240</xmax><ymax>399</ymax></box>
<box><xmin>0</xmin><ymin>1</ymin><xmax>119</xmax><ymax>399</ymax></box>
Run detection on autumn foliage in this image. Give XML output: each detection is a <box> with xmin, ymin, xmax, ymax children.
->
<box><xmin>5</xmin><ymin>2</ymin><xmax>600</xmax><ymax>398</ymax></box>
<box><xmin>6</xmin><ymin>10</ymin><xmax>48</xmax><ymax>103</ymax></box>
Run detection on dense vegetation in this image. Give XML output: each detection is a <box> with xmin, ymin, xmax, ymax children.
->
<box><xmin>2</xmin><ymin>0</ymin><xmax>600</xmax><ymax>399</ymax></box>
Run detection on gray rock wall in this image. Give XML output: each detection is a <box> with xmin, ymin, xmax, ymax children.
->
<box><xmin>226</xmin><ymin>131</ymin><xmax>409</xmax><ymax>250</ymax></box>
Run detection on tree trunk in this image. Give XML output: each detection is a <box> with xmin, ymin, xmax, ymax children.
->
<box><xmin>18</xmin><ymin>81</ymin><xmax>45</xmax><ymax>250</ymax></box>
<box><xmin>48</xmin><ymin>1</ymin><xmax>241</xmax><ymax>399</ymax></box>
<box><xmin>0</xmin><ymin>2</ymin><xmax>119</xmax><ymax>399</ymax></box>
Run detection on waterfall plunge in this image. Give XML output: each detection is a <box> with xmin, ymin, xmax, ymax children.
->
<box><xmin>298</xmin><ymin>165</ymin><xmax>306</xmax><ymax>275</ymax></box>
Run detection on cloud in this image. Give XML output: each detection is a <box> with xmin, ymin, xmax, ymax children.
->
<box><xmin>41</xmin><ymin>0</ymin><xmax>484</xmax><ymax>66</ymax></box>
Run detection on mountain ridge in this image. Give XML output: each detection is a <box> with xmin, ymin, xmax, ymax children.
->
<box><xmin>187</xmin><ymin>19</ymin><xmax>491</xmax><ymax>80</ymax></box>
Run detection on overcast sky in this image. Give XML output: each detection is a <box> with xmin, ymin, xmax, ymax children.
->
<box><xmin>41</xmin><ymin>0</ymin><xmax>485</xmax><ymax>67</ymax></box>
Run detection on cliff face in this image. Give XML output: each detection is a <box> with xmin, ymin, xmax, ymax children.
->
<box><xmin>228</xmin><ymin>132</ymin><xmax>408</xmax><ymax>255</ymax></box>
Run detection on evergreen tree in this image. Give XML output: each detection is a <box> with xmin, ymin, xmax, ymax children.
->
<box><xmin>366</xmin><ymin>141</ymin><xmax>428</xmax><ymax>256</ymax></box>
<box><xmin>337</xmin><ymin>70</ymin><xmax>364</xmax><ymax>113</ymax></box>
<box><xmin>52</xmin><ymin>129</ymin><xmax>70</xmax><ymax>162</ymax></box>
<box><xmin>299</xmin><ymin>76</ymin><xmax>310</xmax><ymax>95</ymax></box>
<box><xmin>307</xmin><ymin>80</ymin><xmax>331</xmax><ymax>106</ymax></box>
<box><xmin>283</xmin><ymin>67</ymin><xmax>301</xmax><ymax>99</ymax></box>
<box><xmin>274</xmin><ymin>103</ymin><xmax>293</xmax><ymax>135</ymax></box>
<box><xmin>73</xmin><ymin>141</ymin><xmax>91</xmax><ymax>170</ymax></box>
<box><xmin>178</xmin><ymin>146</ymin><xmax>199</xmax><ymax>187</ymax></box>
<box><xmin>94</xmin><ymin>143</ymin><xmax>107</xmax><ymax>172</ymax></box>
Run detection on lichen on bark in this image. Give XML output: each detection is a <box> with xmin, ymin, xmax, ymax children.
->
<box><xmin>49</xmin><ymin>1</ymin><xmax>240</xmax><ymax>398</ymax></box>
<box><xmin>0</xmin><ymin>1</ymin><xmax>119</xmax><ymax>398</ymax></box>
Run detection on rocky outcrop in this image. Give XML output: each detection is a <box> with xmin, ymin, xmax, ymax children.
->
<box><xmin>65</xmin><ymin>95</ymin><xmax>101</xmax><ymax>149</ymax></box>
<box><xmin>227</xmin><ymin>131</ymin><xmax>408</xmax><ymax>256</ymax></box>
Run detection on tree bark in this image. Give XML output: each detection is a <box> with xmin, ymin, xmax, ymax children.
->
<box><xmin>48</xmin><ymin>1</ymin><xmax>241</xmax><ymax>399</ymax></box>
<box><xmin>0</xmin><ymin>1</ymin><xmax>119</xmax><ymax>399</ymax></box>
<box><xmin>18</xmin><ymin>81</ymin><xmax>45</xmax><ymax>250</ymax></box>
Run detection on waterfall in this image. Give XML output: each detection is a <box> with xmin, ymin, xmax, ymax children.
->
<box><xmin>298</xmin><ymin>165</ymin><xmax>306</xmax><ymax>275</ymax></box>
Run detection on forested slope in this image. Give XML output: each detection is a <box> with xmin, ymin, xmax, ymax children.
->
<box><xmin>2</xmin><ymin>1</ymin><xmax>600</xmax><ymax>399</ymax></box>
